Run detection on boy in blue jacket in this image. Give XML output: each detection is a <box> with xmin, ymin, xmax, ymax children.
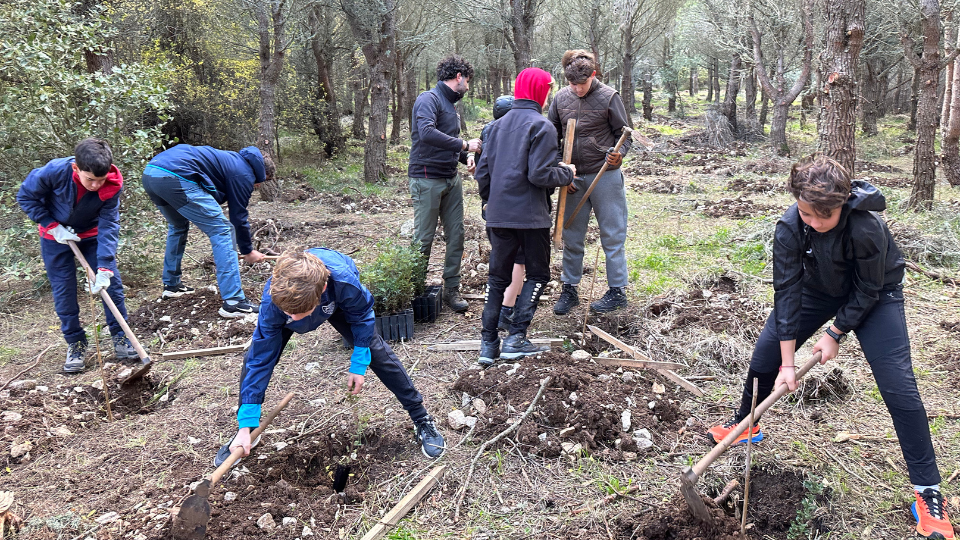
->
<box><xmin>214</xmin><ymin>248</ymin><xmax>445</xmax><ymax>465</ymax></box>
<box><xmin>141</xmin><ymin>145</ymin><xmax>272</xmax><ymax>318</ymax></box>
<box><xmin>17</xmin><ymin>138</ymin><xmax>138</xmax><ymax>373</ymax></box>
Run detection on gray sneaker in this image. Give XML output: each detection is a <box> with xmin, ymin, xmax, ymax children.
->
<box><xmin>414</xmin><ymin>416</ymin><xmax>445</xmax><ymax>458</ymax></box>
<box><xmin>478</xmin><ymin>338</ymin><xmax>500</xmax><ymax>367</ymax></box>
<box><xmin>63</xmin><ymin>341</ymin><xmax>88</xmax><ymax>374</ymax></box>
<box><xmin>112</xmin><ymin>331</ymin><xmax>139</xmax><ymax>360</ymax></box>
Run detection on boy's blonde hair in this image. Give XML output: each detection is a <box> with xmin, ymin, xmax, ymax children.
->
<box><xmin>787</xmin><ymin>155</ymin><xmax>852</xmax><ymax>218</ymax></box>
<box><xmin>270</xmin><ymin>250</ymin><xmax>331</xmax><ymax>314</ymax></box>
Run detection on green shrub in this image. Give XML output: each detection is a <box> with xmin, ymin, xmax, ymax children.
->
<box><xmin>360</xmin><ymin>238</ymin><xmax>426</xmax><ymax>314</ymax></box>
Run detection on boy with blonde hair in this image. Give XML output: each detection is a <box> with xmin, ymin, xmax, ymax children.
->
<box><xmin>215</xmin><ymin>248</ymin><xmax>444</xmax><ymax>465</ymax></box>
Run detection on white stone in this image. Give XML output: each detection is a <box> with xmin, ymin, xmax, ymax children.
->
<box><xmin>472</xmin><ymin>398</ymin><xmax>487</xmax><ymax>415</ymax></box>
<box><xmin>224</xmin><ymin>492</ymin><xmax>237</xmax><ymax>502</ymax></box>
<box><xmin>569</xmin><ymin>392</ymin><xmax>578</xmax><ymax>402</ymax></box>
<box><xmin>477</xmin><ymin>263</ymin><xmax>489</xmax><ymax>273</ymax></box>
<box><xmin>308</xmin><ymin>398</ymin><xmax>326</xmax><ymax>406</ymax></box>
<box><xmin>558</xmin><ymin>427</ymin><xmax>576</xmax><ymax>437</ymax></box>
<box><xmin>187</xmin><ymin>436</ymin><xmax>201</xmax><ymax>445</ymax></box>
<box><xmin>9</xmin><ymin>380</ymin><xmax>37</xmax><ymax>391</ymax></box>
<box><xmin>686</xmin><ymin>417</ymin><xmax>696</xmax><ymax>427</ymax></box>
<box><xmin>36</xmin><ymin>385</ymin><xmax>48</xmax><ymax>392</ymax></box>
<box><xmin>304</xmin><ymin>362</ymin><xmax>320</xmax><ymax>372</ymax></box>
<box><xmin>159</xmin><ymin>393</ymin><xmax>169</xmax><ymax>402</ymax></box>
<box><xmin>206</xmin><ymin>285</ymin><xmax>218</xmax><ymax>293</ymax></box>
<box><xmin>461</xmin><ymin>392</ymin><xmax>471</xmax><ymax>408</ymax></box>
<box><xmin>560</xmin><ymin>442</ymin><xmax>582</xmax><ymax>455</ymax></box>
<box><xmin>538</xmin><ymin>433</ymin><xmax>547</xmax><ymax>442</ymax></box>
<box><xmin>621</xmin><ymin>410</ymin><xmax>632</xmax><ymax>432</ymax></box>
<box><xmin>447</xmin><ymin>410</ymin><xmax>469</xmax><ymax>430</ymax></box>
<box><xmin>652</xmin><ymin>382</ymin><xmax>665</xmax><ymax>394</ymax></box>
<box><xmin>282</xmin><ymin>517</ymin><xmax>297</xmax><ymax>527</ymax></box>
<box><xmin>257</xmin><ymin>513</ymin><xmax>276</xmax><ymax>530</ymax></box>
<box><xmin>117</xmin><ymin>368</ymin><xmax>133</xmax><ymax>380</ymax></box>
<box><xmin>91</xmin><ymin>380</ymin><xmax>104</xmax><ymax>390</ymax></box>
<box><xmin>463</xmin><ymin>416</ymin><xmax>478</xmax><ymax>428</ymax></box>
<box><xmin>74</xmin><ymin>386</ymin><xmax>84</xmax><ymax>393</ymax></box>
<box><xmin>302</xmin><ymin>526</ymin><xmax>314</xmax><ymax>537</ymax></box>
<box><xmin>95</xmin><ymin>512</ymin><xmax>120</xmax><ymax>525</ymax></box>
<box><xmin>2</xmin><ymin>411</ymin><xmax>23</xmax><ymax>422</ymax></box>
<box><xmin>648</xmin><ymin>401</ymin><xmax>657</xmax><ymax>410</ymax></box>
<box><xmin>570</xmin><ymin>350</ymin><xmax>591</xmax><ymax>361</ymax></box>
<box><xmin>598</xmin><ymin>374</ymin><xmax>612</xmax><ymax>382</ymax></box>
<box><xmin>621</xmin><ymin>372</ymin><xmax>635</xmax><ymax>383</ymax></box>
<box><xmin>190</xmin><ymin>328</ymin><xmax>200</xmax><ymax>336</ymax></box>
<box><xmin>634</xmin><ymin>428</ymin><xmax>651</xmax><ymax>440</ymax></box>
<box><xmin>159</xmin><ymin>315</ymin><xmax>172</xmax><ymax>323</ymax></box>
<box><xmin>505</xmin><ymin>364</ymin><xmax>520</xmax><ymax>376</ymax></box>
<box><xmin>54</xmin><ymin>426</ymin><xmax>73</xmax><ymax>436</ymax></box>
<box><xmin>400</xmin><ymin>219</ymin><xmax>415</xmax><ymax>238</ymax></box>
<box><xmin>10</xmin><ymin>441</ymin><xmax>32</xmax><ymax>458</ymax></box>
<box><xmin>702</xmin><ymin>289</ymin><xmax>713</xmax><ymax>298</ymax></box>
<box><xmin>634</xmin><ymin>438</ymin><xmax>654</xmax><ymax>449</ymax></box>
<box><xmin>274</xmin><ymin>442</ymin><xmax>288</xmax><ymax>451</ymax></box>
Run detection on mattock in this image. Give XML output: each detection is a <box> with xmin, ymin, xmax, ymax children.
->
<box><xmin>679</xmin><ymin>351</ymin><xmax>822</xmax><ymax>523</ymax></box>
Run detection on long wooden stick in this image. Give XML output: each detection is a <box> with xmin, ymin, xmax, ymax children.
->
<box><xmin>161</xmin><ymin>340</ymin><xmax>251</xmax><ymax>360</ymax></box>
<box><xmin>360</xmin><ymin>465</ymin><xmax>447</xmax><ymax>540</ymax></box>
<box><xmin>554</xmin><ymin>118</ymin><xmax>576</xmax><ymax>248</ymax></box>
<box><xmin>564</xmin><ymin>127</ymin><xmax>632</xmax><ymax>229</ymax></box>
<box><xmin>741</xmin><ymin>378</ymin><xmax>759</xmax><ymax>535</ymax></box>
<box><xmin>591</xmin><ymin>357</ymin><xmax>684</xmax><ymax>370</ymax></box>
<box><xmin>587</xmin><ymin>325</ymin><xmax>703</xmax><ymax>396</ymax></box>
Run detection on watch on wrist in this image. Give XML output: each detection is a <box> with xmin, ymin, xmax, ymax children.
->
<box><xmin>825</xmin><ymin>327</ymin><xmax>846</xmax><ymax>344</ymax></box>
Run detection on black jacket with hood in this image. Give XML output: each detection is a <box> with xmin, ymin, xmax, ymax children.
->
<box><xmin>772</xmin><ymin>180</ymin><xmax>905</xmax><ymax>340</ymax></box>
<box><xmin>408</xmin><ymin>82</ymin><xmax>469</xmax><ymax>178</ymax></box>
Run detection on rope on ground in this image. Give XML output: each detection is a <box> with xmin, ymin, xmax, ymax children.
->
<box><xmin>453</xmin><ymin>375</ymin><xmax>552</xmax><ymax>522</ymax></box>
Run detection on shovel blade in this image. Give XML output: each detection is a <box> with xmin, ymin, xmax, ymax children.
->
<box><xmin>679</xmin><ymin>466</ymin><xmax>713</xmax><ymax>524</ymax></box>
<box><xmin>172</xmin><ymin>482</ymin><xmax>211</xmax><ymax>540</ymax></box>
<box><xmin>120</xmin><ymin>358</ymin><xmax>152</xmax><ymax>386</ymax></box>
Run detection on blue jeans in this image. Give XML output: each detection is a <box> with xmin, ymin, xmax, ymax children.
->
<box><xmin>41</xmin><ymin>237</ymin><xmax>128</xmax><ymax>344</ymax></box>
<box><xmin>142</xmin><ymin>172</ymin><xmax>245</xmax><ymax>302</ymax></box>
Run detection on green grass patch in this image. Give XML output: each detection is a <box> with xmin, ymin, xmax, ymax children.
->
<box><xmin>0</xmin><ymin>346</ymin><xmax>20</xmax><ymax>366</ymax></box>
<box><xmin>647</xmin><ymin>123</ymin><xmax>684</xmax><ymax>137</ymax></box>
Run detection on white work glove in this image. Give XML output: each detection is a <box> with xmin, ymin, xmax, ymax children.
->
<box><xmin>88</xmin><ymin>269</ymin><xmax>113</xmax><ymax>294</ymax></box>
<box><xmin>50</xmin><ymin>224</ymin><xmax>80</xmax><ymax>244</ymax></box>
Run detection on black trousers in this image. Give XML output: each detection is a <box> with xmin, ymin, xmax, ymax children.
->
<box><xmin>481</xmin><ymin>227</ymin><xmax>550</xmax><ymax>342</ymax></box>
<box><xmin>739</xmin><ymin>286</ymin><xmax>940</xmax><ymax>485</ymax></box>
<box><xmin>238</xmin><ymin>311</ymin><xmax>428</xmax><ymax>422</ymax></box>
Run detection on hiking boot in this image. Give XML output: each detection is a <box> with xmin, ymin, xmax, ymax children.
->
<box><xmin>553</xmin><ymin>284</ymin><xmax>579</xmax><ymax>315</ymax></box>
<box><xmin>501</xmin><ymin>332</ymin><xmax>550</xmax><ymax>360</ymax></box>
<box><xmin>913</xmin><ymin>488</ymin><xmax>956</xmax><ymax>539</ymax></box>
<box><xmin>162</xmin><ymin>283</ymin><xmax>195</xmax><ymax>299</ymax></box>
<box><xmin>590</xmin><ymin>287</ymin><xmax>628</xmax><ymax>313</ymax></box>
<box><xmin>444</xmin><ymin>287</ymin><xmax>469</xmax><ymax>313</ymax></box>
<box><xmin>213</xmin><ymin>434</ymin><xmax>263</xmax><ymax>468</ymax></box>
<box><xmin>707</xmin><ymin>415</ymin><xmax>763</xmax><ymax>445</ymax></box>
<box><xmin>63</xmin><ymin>341</ymin><xmax>87</xmax><ymax>374</ymax></box>
<box><xmin>112</xmin><ymin>331</ymin><xmax>139</xmax><ymax>360</ymax></box>
<box><xmin>478</xmin><ymin>338</ymin><xmax>500</xmax><ymax>367</ymax></box>
<box><xmin>414</xmin><ymin>416</ymin><xmax>445</xmax><ymax>458</ymax></box>
<box><xmin>497</xmin><ymin>306</ymin><xmax>514</xmax><ymax>332</ymax></box>
<box><xmin>219</xmin><ymin>299</ymin><xmax>259</xmax><ymax>318</ymax></box>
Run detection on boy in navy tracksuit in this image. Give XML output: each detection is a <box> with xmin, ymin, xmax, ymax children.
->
<box><xmin>17</xmin><ymin>138</ymin><xmax>138</xmax><ymax>373</ymax></box>
<box><xmin>214</xmin><ymin>248</ymin><xmax>444</xmax><ymax>465</ymax></box>
<box><xmin>142</xmin><ymin>145</ymin><xmax>272</xmax><ymax>318</ymax></box>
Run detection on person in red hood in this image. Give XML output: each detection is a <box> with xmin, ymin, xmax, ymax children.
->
<box><xmin>474</xmin><ymin>68</ymin><xmax>576</xmax><ymax>365</ymax></box>
<box><xmin>17</xmin><ymin>138</ymin><xmax>138</xmax><ymax>373</ymax></box>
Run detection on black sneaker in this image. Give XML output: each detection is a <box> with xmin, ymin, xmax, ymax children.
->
<box><xmin>219</xmin><ymin>300</ymin><xmax>259</xmax><ymax>318</ymax></box>
<box><xmin>500</xmin><ymin>332</ymin><xmax>550</xmax><ymax>359</ymax></box>
<box><xmin>162</xmin><ymin>283</ymin><xmax>195</xmax><ymax>299</ymax></box>
<box><xmin>478</xmin><ymin>338</ymin><xmax>500</xmax><ymax>367</ymax></box>
<box><xmin>212</xmin><ymin>434</ymin><xmax>263</xmax><ymax>467</ymax></box>
<box><xmin>553</xmin><ymin>284</ymin><xmax>579</xmax><ymax>315</ymax></box>
<box><xmin>590</xmin><ymin>287</ymin><xmax>628</xmax><ymax>313</ymax></box>
<box><xmin>414</xmin><ymin>416</ymin><xmax>445</xmax><ymax>458</ymax></box>
<box><xmin>63</xmin><ymin>341</ymin><xmax>88</xmax><ymax>374</ymax></box>
<box><xmin>443</xmin><ymin>287</ymin><xmax>469</xmax><ymax>313</ymax></box>
<box><xmin>497</xmin><ymin>306</ymin><xmax>514</xmax><ymax>332</ymax></box>
<box><xmin>112</xmin><ymin>331</ymin><xmax>139</xmax><ymax>360</ymax></box>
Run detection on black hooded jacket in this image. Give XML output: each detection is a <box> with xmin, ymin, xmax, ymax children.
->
<box><xmin>408</xmin><ymin>82</ymin><xmax>469</xmax><ymax>178</ymax></box>
<box><xmin>772</xmin><ymin>180</ymin><xmax>905</xmax><ymax>340</ymax></box>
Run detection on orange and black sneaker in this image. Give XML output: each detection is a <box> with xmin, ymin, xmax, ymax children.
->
<box><xmin>706</xmin><ymin>415</ymin><xmax>763</xmax><ymax>445</ymax></box>
<box><xmin>912</xmin><ymin>488</ymin><xmax>955</xmax><ymax>539</ymax></box>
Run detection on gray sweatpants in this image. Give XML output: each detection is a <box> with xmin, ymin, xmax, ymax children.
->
<box><xmin>560</xmin><ymin>168</ymin><xmax>629</xmax><ymax>288</ymax></box>
<box><xmin>409</xmin><ymin>175</ymin><xmax>465</xmax><ymax>289</ymax></box>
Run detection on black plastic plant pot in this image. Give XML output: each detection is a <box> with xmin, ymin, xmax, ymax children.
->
<box><xmin>375</xmin><ymin>308</ymin><xmax>415</xmax><ymax>341</ymax></box>
<box><xmin>413</xmin><ymin>285</ymin><xmax>443</xmax><ymax>323</ymax></box>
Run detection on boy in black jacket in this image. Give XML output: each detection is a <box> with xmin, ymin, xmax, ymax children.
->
<box><xmin>474</xmin><ymin>68</ymin><xmax>575</xmax><ymax>365</ymax></box>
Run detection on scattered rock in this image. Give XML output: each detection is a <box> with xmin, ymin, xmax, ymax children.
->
<box><xmin>10</xmin><ymin>441</ymin><xmax>32</xmax><ymax>458</ymax></box>
<box><xmin>304</xmin><ymin>362</ymin><xmax>320</xmax><ymax>372</ymax></box>
<box><xmin>187</xmin><ymin>436</ymin><xmax>201</xmax><ymax>445</ymax></box>
<box><xmin>561</xmin><ymin>442</ymin><xmax>583</xmax><ymax>455</ymax></box>
<box><xmin>159</xmin><ymin>316</ymin><xmax>172</xmax><ymax>323</ymax></box>
<box><xmin>95</xmin><ymin>512</ymin><xmax>119</xmax><ymax>525</ymax></box>
<box><xmin>302</xmin><ymin>525</ymin><xmax>314</xmax><ymax>537</ymax></box>
<box><xmin>558</xmin><ymin>427</ymin><xmax>576</xmax><ymax>437</ymax></box>
<box><xmin>117</xmin><ymin>368</ymin><xmax>133</xmax><ymax>380</ymax></box>
<box><xmin>91</xmin><ymin>380</ymin><xmax>104</xmax><ymax>390</ymax></box>
<box><xmin>622</xmin><ymin>372</ymin><xmax>635</xmax><ymax>383</ymax></box>
<box><xmin>36</xmin><ymin>385</ymin><xmax>48</xmax><ymax>392</ymax></box>
<box><xmin>224</xmin><ymin>492</ymin><xmax>237</xmax><ymax>502</ymax></box>
<box><xmin>2</xmin><ymin>411</ymin><xmax>23</xmax><ymax>422</ymax></box>
<box><xmin>8</xmin><ymin>380</ymin><xmax>37</xmax><ymax>391</ymax></box>
<box><xmin>621</xmin><ymin>410</ymin><xmax>632</xmax><ymax>432</ymax></box>
<box><xmin>53</xmin><ymin>426</ymin><xmax>73</xmax><ymax>437</ymax></box>
<box><xmin>257</xmin><ymin>513</ymin><xmax>276</xmax><ymax>530</ymax></box>
<box><xmin>652</xmin><ymin>382</ymin><xmax>666</xmax><ymax>394</ymax></box>
<box><xmin>400</xmin><ymin>218</ymin><xmax>415</xmax><ymax>238</ymax></box>
<box><xmin>472</xmin><ymin>398</ymin><xmax>487</xmax><ymax>415</ymax></box>
<box><xmin>282</xmin><ymin>517</ymin><xmax>297</xmax><ymax>527</ymax></box>
<box><xmin>505</xmin><ymin>364</ymin><xmax>520</xmax><ymax>376</ymax></box>
<box><xmin>447</xmin><ymin>410</ymin><xmax>468</xmax><ymax>430</ymax></box>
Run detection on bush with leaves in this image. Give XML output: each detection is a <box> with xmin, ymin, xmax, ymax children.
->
<box><xmin>360</xmin><ymin>239</ymin><xmax>426</xmax><ymax>315</ymax></box>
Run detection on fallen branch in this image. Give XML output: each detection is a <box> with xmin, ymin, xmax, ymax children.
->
<box><xmin>905</xmin><ymin>261</ymin><xmax>959</xmax><ymax>285</ymax></box>
<box><xmin>360</xmin><ymin>465</ymin><xmax>447</xmax><ymax>540</ymax></box>
<box><xmin>592</xmin><ymin>357</ymin><xmax>684</xmax><ymax>370</ymax></box>
<box><xmin>587</xmin><ymin>325</ymin><xmax>703</xmax><ymax>396</ymax></box>
<box><xmin>0</xmin><ymin>344</ymin><xmax>55</xmax><ymax>391</ymax></box>
<box><xmin>453</xmin><ymin>375</ymin><xmax>552</xmax><ymax>521</ymax></box>
<box><xmin>946</xmin><ymin>468</ymin><xmax>960</xmax><ymax>485</ymax></box>
<box><xmin>713</xmin><ymin>479</ymin><xmax>740</xmax><ymax>505</ymax></box>
<box><xmin>160</xmin><ymin>341</ymin><xmax>250</xmax><ymax>360</ymax></box>
<box><xmin>572</xmin><ymin>484</ymin><xmax>640</xmax><ymax>515</ymax></box>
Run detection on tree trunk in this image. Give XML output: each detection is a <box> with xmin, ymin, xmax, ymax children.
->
<box><xmin>508</xmin><ymin>0</ymin><xmax>536</xmax><ymax>72</ymax></box>
<box><xmin>909</xmin><ymin>64</ymin><xmax>920</xmax><ymax>131</ymax></box>
<box><xmin>751</xmin><ymin>0</ymin><xmax>814</xmax><ymax>155</ymax></box>
<box><xmin>743</xmin><ymin>63</ymin><xmax>757</xmax><ymax>124</ymax></box>
<box><xmin>621</xmin><ymin>43</ymin><xmax>637</xmax><ymax>116</ymax></box>
<box><xmin>390</xmin><ymin>54</ymin><xmax>406</xmax><ymax>143</ymax></box>
<box><xmin>342</xmin><ymin>0</ymin><xmax>396</xmax><ymax>183</ymax></box>
<box><xmin>713</xmin><ymin>58</ymin><xmax>722</xmax><ymax>104</ymax></box>
<box><xmin>941</xmin><ymin>13</ymin><xmax>956</xmax><ymax>140</ymax></box>
<box><xmin>941</xmin><ymin>22</ymin><xmax>960</xmax><ymax>186</ymax></box>
<box><xmin>893</xmin><ymin>67</ymin><xmax>905</xmax><ymax>113</ymax></box>
<box><xmin>351</xmin><ymin>76</ymin><xmax>369</xmax><ymax>139</ymax></box>
<box><xmin>817</xmin><ymin>0</ymin><xmax>865</xmax><ymax>174</ymax></box>
<box><xmin>877</xmin><ymin>69</ymin><xmax>890</xmax><ymax>117</ymax></box>
<box><xmin>861</xmin><ymin>59</ymin><xmax>880</xmax><ymax>136</ymax></box>
<box><xmin>706</xmin><ymin>61</ymin><xmax>714</xmax><ymax>102</ymax></box>
<box><xmin>308</xmin><ymin>5</ymin><xmax>343</xmax><ymax>158</ymax></box>
<box><xmin>75</xmin><ymin>0</ymin><xmax>114</xmax><ymax>74</ymax></box>
<box><xmin>254</xmin><ymin>0</ymin><xmax>287</xmax><ymax>202</ymax></box>
<box><xmin>722</xmin><ymin>53</ymin><xmax>742</xmax><ymax>134</ymax></box>
<box><xmin>904</xmin><ymin>0</ymin><xmax>945</xmax><ymax>208</ymax></box>
<box><xmin>642</xmin><ymin>77</ymin><xmax>653</xmax><ymax>120</ymax></box>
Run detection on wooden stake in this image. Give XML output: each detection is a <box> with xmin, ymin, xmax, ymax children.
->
<box><xmin>587</xmin><ymin>325</ymin><xmax>704</xmax><ymax>396</ymax></box>
<box><xmin>161</xmin><ymin>341</ymin><xmax>251</xmax><ymax>360</ymax></box>
<box><xmin>554</xmin><ymin>118</ymin><xmax>576</xmax><ymax>249</ymax></box>
<box><xmin>741</xmin><ymin>378</ymin><xmax>759</xmax><ymax>535</ymax></box>
<box><xmin>564</xmin><ymin>127</ymin><xmax>632</xmax><ymax>228</ymax></box>
<box><xmin>591</xmin><ymin>357</ymin><xmax>684</xmax><ymax>370</ymax></box>
<box><xmin>360</xmin><ymin>465</ymin><xmax>447</xmax><ymax>540</ymax></box>
<box><xmin>86</xmin><ymin>294</ymin><xmax>113</xmax><ymax>422</ymax></box>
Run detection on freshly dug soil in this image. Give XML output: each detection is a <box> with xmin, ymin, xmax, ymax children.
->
<box><xmin>129</xmin><ymin>289</ymin><xmax>257</xmax><ymax>347</ymax></box>
<box><xmin>647</xmin><ymin>275</ymin><xmax>767</xmax><ymax>336</ymax></box>
<box><xmin>451</xmin><ymin>351</ymin><xmax>686</xmax><ymax>459</ymax></box>
<box><xmin>699</xmin><ymin>196</ymin><xmax>780</xmax><ymax>219</ymax></box>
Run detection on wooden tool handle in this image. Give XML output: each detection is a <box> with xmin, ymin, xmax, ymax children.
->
<box><xmin>554</xmin><ymin>118</ymin><xmax>576</xmax><ymax>247</ymax></box>
<box><xmin>691</xmin><ymin>352</ymin><xmax>821</xmax><ymax>476</ymax></box>
<box><xmin>563</xmin><ymin>127</ymin><xmax>632</xmax><ymax>229</ymax></box>
<box><xmin>66</xmin><ymin>240</ymin><xmax>150</xmax><ymax>362</ymax></box>
<box><xmin>209</xmin><ymin>392</ymin><xmax>295</xmax><ymax>485</ymax></box>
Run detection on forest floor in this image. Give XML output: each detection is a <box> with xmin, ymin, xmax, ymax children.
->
<box><xmin>2</xmin><ymin>101</ymin><xmax>960</xmax><ymax>540</ymax></box>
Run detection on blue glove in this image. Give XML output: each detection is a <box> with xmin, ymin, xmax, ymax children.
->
<box><xmin>237</xmin><ymin>403</ymin><xmax>261</xmax><ymax>429</ymax></box>
<box><xmin>349</xmin><ymin>346</ymin><xmax>371</xmax><ymax>376</ymax></box>
<box><xmin>88</xmin><ymin>268</ymin><xmax>113</xmax><ymax>294</ymax></box>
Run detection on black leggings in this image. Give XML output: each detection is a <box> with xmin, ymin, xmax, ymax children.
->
<box><xmin>738</xmin><ymin>286</ymin><xmax>940</xmax><ymax>485</ymax></box>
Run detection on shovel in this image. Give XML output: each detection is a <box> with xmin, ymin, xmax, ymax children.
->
<box><xmin>680</xmin><ymin>351</ymin><xmax>822</xmax><ymax>523</ymax></box>
<box><xmin>553</xmin><ymin>118</ymin><xmax>576</xmax><ymax>249</ymax></box>
<box><xmin>66</xmin><ymin>240</ymin><xmax>152</xmax><ymax>384</ymax></box>
<box><xmin>172</xmin><ymin>392</ymin><xmax>295</xmax><ymax>540</ymax></box>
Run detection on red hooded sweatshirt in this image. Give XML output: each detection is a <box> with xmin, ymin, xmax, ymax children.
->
<box><xmin>514</xmin><ymin>68</ymin><xmax>552</xmax><ymax>107</ymax></box>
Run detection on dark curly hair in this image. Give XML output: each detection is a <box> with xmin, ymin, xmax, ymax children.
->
<box><xmin>436</xmin><ymin>55</ymin><xmax>474</xmax><ymax>82</ymax></box>
<box><xmin>74</xmin><ymin>138</ymin><xmax>113</xmax><ymax>177</ymax></box>
<box><xmin>562</xmin><ymin>49</ymin><xmax>596</xmax><ymax>84</ymax></box>
<box><xmin>786</xmin><ymin>155</ymin><xmax>851</xmax><ymax>218</ymax></box>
